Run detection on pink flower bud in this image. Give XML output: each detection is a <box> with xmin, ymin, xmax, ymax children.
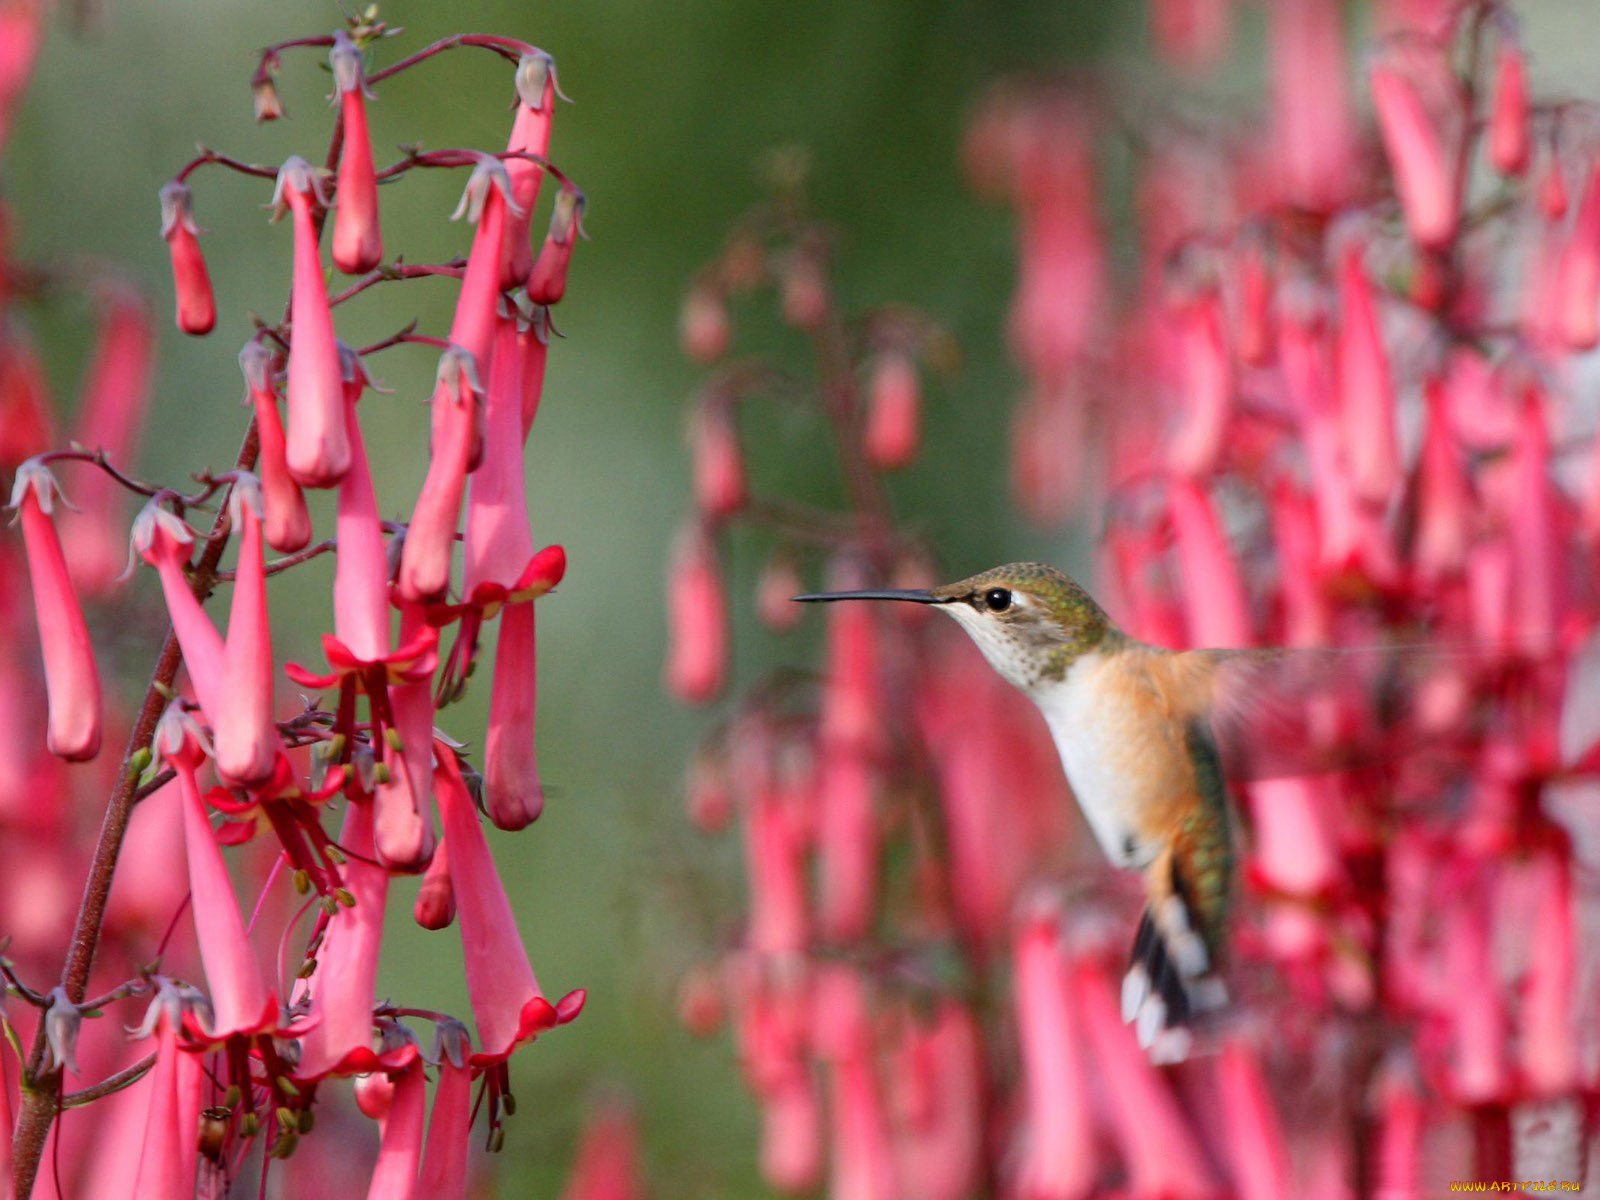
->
<box><xmin>417</xmin><ymin>1057</ymin><xmax>473</xmax><ymax>1197</ymax></box>
<box><xmin>0</xmin><ymin>0</ymin><xmax>43</xmax><ymax>159</ymax></box>
<box><xmin>1167</xmin><ymin>288</ymin><xmax>1231</xmax><ymax>478</ymax></box>
<box><xmin>780</xmin><ymin>250</ymin><xmax>828</xmax><ymax>331</ymax></box>
<box><xmin>1216</xmin><ymin>1037</ymin><xmax>1292</xmax><ymax>1200</ymax></box>
<box><xmin>1413</xmin><ymin>377</ymin><xmax>1469</xmax><ymax>582</ymax></box>
<box><xmin>1370</xmin><ymin>51</ymin><xmax>1460</xmax><ymax>249</ymax></box>
<box><xmin>527</xmin><ymin>185</ymin><xmax>584</xmax><ymax>305</ymax></box>
<box><xmin>212</xmin><ymin>476</ymin><xmax>277</xmax><ymax>786</ymax></box>
<box><xmin>1335</xmin><ymin>242</ymin><xmax>1400</xmax><ymax>504</ymax></box>
<box><xmin>1233</xmin><ymin>231</ymin><xmax>1274</xmax><ymax>366</ymax></box>
<box><xmin>680</xmin><ymin>283</ymin><xmax>731</xmax><ymax>363</ymax></box>
<box><xmin>413</xmin><ymin>832</ymin><xmax>455</xmax><ymax>930</ymax></box>
<box><xmin>252</xmin><ymin>73</ymin><xmax>283</xmax><ymax>122</ymax></box>
<box><xmin>863</xmin><ymin>349</ymin><xmax>921</xmax><ymax>471</ymax></box>
<box><xmin>664</xmin><ymin>522</ymin><xmax>727</xmax><ymax>704</ymax></box>
<box><xmin>1373</xmin><ymin>1060</ymin><xmax>1424</xmax><ymax>1197</ymax></box>
<box><xmin>330</xmin><ymin>31</ymin><xmax>382</xmax><ymax>275</ymax></box>
<box><xmin>756</xmin><ymin>553</ymin><xmax>803</xmax><ymax>633</ymax></box>
<box><xmin>483</xmin><ymin>601</ymin><xmax>546</xmax><ymax>829</ymax></box>
<box><xmin>1267</xmin><ymin>0</ymin><xmax>1355</xmax><ymax>209</ymax></box>
<box><xmin>398</xmin><ymin>345</ymin><xmax>484</xmax><ymax>603</ymax></box>
<box><xmin>677</xmin><ymin>964</ymin><xmax>725</xmax><ymax>1037</ymax></box>
<box><xmin>687</xmin><ymin>742</ymin><xmax>733</xmax><ymax>833</ymax></box>
<box><xmin>501</xmin><ymin>51</ymin><xmax>558</xmax><ymax>289</ymax></box>
<box><xmin>1517</xmin><ymin>854</ymin><xmax>1576</xmax><ymax>1096</ymax></box>
<box><xmin>367</xmin><ymin>1063</ymin><xmax>427</xmax><ymax>1199</ymax></box>
<box><xmin>1539</xmin><ymin>151</ymin><xmax>1569</xmax><ymax>219</ymax></box>
<box><xmin>128</xmin><ymin>1007</ymin><xmax>203</xmax><ymax>1200</ymax></box>
<box><xmin>1169</xmin><ymin>477</ymin><xmax>1252</xmax><ymax>647</ymax></box>
<box><xmin>133</xmin><ymin>501</ymin><xmax>224</xmax><ymax>718</ymax></box>
<box><xmin>238</xmin><ymin>341</ymin><xmax>311</xmax><ymax>553</ymax></box>
<box><xmin>691</xmin><ymin>395</ymin><xmax>747</xmax><ymax>518</ymax></box>
<box><xmin>158</xmin><ymin>181</ymin><xmax>215</xmax><ymax>335</ymax></box>
<box><xmin>1487</xmin><ymin>40</ymin><xmax>1529</xmax><ymax>176</ymax></box>
<box><xmin>11</xmin><ymin>463</ymin><xmax>101</xmax><ymax>760</ymax></box>
<box><xmin>560</xmin><ymin>1102</ymin><xmax>645</xmax><ymax>1200</ymax></box>
<box><xmin>739</xmin><ymin>737</ymin><xmax>809</xmax><ymax>955</ymax></box>
<box><xmin>274</xmin><ymin>156</ymin><xmax>349</xmax><ymax>487</ymax></box>
<box><xmin>1556</xmin><ymin>159</ymin><xmax>1600</xmax><ymax>351</ymax></box>
<box><xmin>58</xmin><ymin>284</ymin><xmax>155</xmax><ymax>594</ymax></box>
<box><xmin>447</xmin><ymin>154</ymin><xmax>520</xmax><ymax>367</ymax></box>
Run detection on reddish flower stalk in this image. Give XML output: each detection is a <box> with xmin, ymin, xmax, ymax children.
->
<box><xmin>10</xmin><ymin>462</ymin><xmax>101</xmax><ymax>761</ymax></box>
<box><xmin>330</xmin><ymin>30</ymin><xmax>383</xmax><ymax>275</ymax></box>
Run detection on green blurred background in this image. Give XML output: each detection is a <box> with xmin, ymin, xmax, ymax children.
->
<box><xmin>9</xmin><ymin>0</ymin><xmax>1592</xmax><ymax>1195</ymax></box>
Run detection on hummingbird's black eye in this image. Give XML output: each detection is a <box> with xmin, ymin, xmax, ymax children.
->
<box><xmin>983</xmin><ymin>587</ymin><xmax>1013</xmax><ymax>613</ymax></box>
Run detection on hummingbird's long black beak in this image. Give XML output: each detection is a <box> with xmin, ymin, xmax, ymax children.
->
<box><xmin>791</xmin><ymin>589</ymin><xmax>944</xmax><ymax>604</ymax></box>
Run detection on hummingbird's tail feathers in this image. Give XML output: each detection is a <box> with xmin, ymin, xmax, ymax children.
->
<box><xmin>1123</xmin><ymin>853</ymin><xmax>1228</xmax><ymax>1060</ymax></box>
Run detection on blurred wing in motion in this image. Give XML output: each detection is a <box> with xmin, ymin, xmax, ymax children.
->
<box><xmin>1158</xmin><ymin>643</ymin><xmax>1496</xmax><ymax>784</ymax></box>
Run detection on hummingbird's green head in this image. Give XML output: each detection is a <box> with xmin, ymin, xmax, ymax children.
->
<box><xmin>795</xmin><ymin>561</ymin><xmax>1115</xmax><ymax>691</ymax></box>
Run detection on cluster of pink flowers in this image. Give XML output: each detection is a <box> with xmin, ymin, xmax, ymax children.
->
<box><xmin>1</xmin><ymin>13</ymin><xmax>603</xmax><ymax>1198</ymax></box>
<box><xmin>673</xmin><ymin>0</ymin><xmax>1600</xmax><ymax>1194</ymax></box>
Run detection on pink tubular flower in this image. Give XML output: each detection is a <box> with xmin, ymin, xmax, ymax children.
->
<box><xmin>330</xmin><ymin>31</ymin><xmax>382</xmax><ymax>275</ymax></box>
<box><xmin>157</xmin><ymin>705</ymin><xmax>276</xmax><ymax>1040</ymax></box>
<box><xmin>434</xmin><ymin>745</ymin><xmax>584</xmax><ymax>1062</ymax></box>
<box><xmin>1334</xmin><ymin>241</ymin><xmax>1400</xmax><ymax>505</ymax></box>
<box><xmin>1373</xmin><ymin>1058</ymin><xmax>1424</xmax><ymax>1198</ymax></box>
<box><xmin>664</xmin><ymin>520</ymin><xmax>728</xmax><ymax>703</ymax></box>
<box><xmin>448</xmin><ymin>152</ymin><xmax>519</xmax><ymax>368</ymax></box>
<box><xmin>1517</xmin><ymin>852</ymin><xmax>1576</xmax><ymax>1096</ymax></box>
<box><xmin>274</xmin><ymin>155</ymin><xmax>349</xmax><ymax>487</ymax></box>
<box><xmin>863</xmin><ymin>348</ymin><xmax>921</xmax><ymax>471</ymax></box>
<box><xmin>1488</xmin><ymin>38</ymin><xmax>1529</xmax><ymax>176</ymax></box>
<box><xmin>0</xmin><ymin>0</ymin><xmax>42</xmax><ymax>158</ymax></box>
<box><xmin>680</xmin><ymin>282</ymin><xmax>731</xmax><ymax>363</ymax></box>
<box><xmin>1369</xmin><ymin>49</ymin><xmax>1460</xmax><ymax>250</ymax></box>
<box><xmin>1441</xmin><ymin>866</ymin><xmax>1506</xmax><ymax>1104</ymax></box>
<box><xmin>365</xmin><ymin>1062</ymin><xmax>427</xmax><ymax>1200</ymax></box>
<box><xmin>132</xmin><ymin>500</ymin><xmax>224</xmax><ymax>717</ymax></box>
<box><xmin>1168</xmin><ymin>476</ymin><xmax>1252</xmax><ymax>647</ymax></box>
<box><xmin>889</xmin><ymin>1002</ymin><xmax>981</xmax><ymax>1200</ymax></box>
<box><xmin>1072</xmin><ymin>955</ymin><xmax>1216</xmax><ymax>1196</ymax></box>
<box><xmin>158</xmin><ymin>181</ymin><xmax>215</xmax><ymax>336</ymax></box>
<box><xmin>58</xmin><ymin>283</ymin><xmax>155</xmax><ymax>594</ymax></box>
<box><xmin>1412</xmin><ymin>377</ymin><xmax>1470</xmax><ymax>583</ymax></box>
<box><xmin>1556</xmin><ymin>158</ymin><xmax>1600</xmax><ymax>351</ymax></box>
<box><xmin>559</xmin><ymin>1101</ymin><xmax>645</xmax><ymax>1200</ymax></box>
<box><xmin>813</xmin><ymin>967</ymin><xmax>898</xmax><ymax>1200</ymax></box>
<box><xmin>398</xmin><ymin>344</ymin><xmax>483</xmax><ymax>603</ymax></box>
<box><xmin>212</xmin><ymin>474</ymin><xmax>277</xmax><ymax>786</ymax></box>
<box><xmin>502</xmin><ymin>50</ymin><xmax>558</xmax><ymax>289</ymax></box>
<box><xmin>1266</xmin><ymin>0</ymin><xmax>1353</xmax><ymax>209</ymax></box>
<box><xmin>737</xmin><ymin>723</ymin><xmax>809</xmax><ymax>955</ymax></box>
<box><xmin>1011</xmin><ymin>910</ymin><xmax>1095</xmax><ymax>1200</ymax></box>
<box><xmin>239</xmin><ymin>339</ymin><xmax>312</xmax><ymax>552</ymax></box>
<box><xmin>417</xmin><ymin>1054</ymin><xmax>473</xmax><ymax>1199</ymax></box>
<box><xmin>527</xmin><ymin>184</ymin><xmax>585</xmax><ymax>305</ymax></box>
<box><xmin>691</xmin><ymin>393</ymin><xmax>747</xmax><ymax>518</ymax></box>
<box><xmin>128</xmin><ymin>995</ymin><xmax>203</xmax><ymax>1200</ymax></box>
<box><xmin>1167</xmin><ymin>285</ymin><xmax>1231</xmax><ymax>478</ymax></box>
<box><xmin>11</xmin><ymin>462</ymin><xmax>101</xmax><ymax>761</ymax></box>
<box><xmin>1216</xmin><ymin>1038</ymin><xmax>1292</xmax><ymax>1200</ymax></box>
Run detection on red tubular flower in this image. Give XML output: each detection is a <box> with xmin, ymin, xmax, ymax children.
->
<box><xmin>128</xmin><ymin>999</ymin><xmax>203</xmax><ymax>1200</ymax></box>
<box><xmin>1072</xmin><ymin>955</ymin><xmax>1215</xmax><ymax>1193</ymax></box>
<box><xmin>365</xmin><ymin>1062</ymin><xmax>427</xmax><ymax>1199</ymax></box>
<box><xmin>435</xmin><ymin>745</ymin><xmax>584</xmax><ymax>1062</ymax></box>
<box><xmin>1247</xmin><ymin>777</ymin><xmax>1340</xmax><ymax>899</ymax></box>
<box><xmin>482</xmin><ymin>602</ymin><xmax>544</xmax><ymax>828</ymax></box>
<box><xmin>1335</xmin><ymin>241</ymin><xmax>1400</xmax><ymax>505</ymax></box>
<box><xmin>274</xmin><ymin>155</ymin><xmax>349</xmax><ymax>487</ymax></box>
<box><xmin>527</xmin><ymin>185</ymin><xmax>585</xmax><ymax>306</ymax></box>
<box><xmin>157</xmin><ymin>706</ymin><xmax>276</xmax><ymax>1040</ymax></box>
<box><xmin>238</xmin><ymin>340</ymin><xmax>311</xmax><ymax>552</ymax></box>
<box><xmin>502</xmin><ymin>50</ymin><xmax>558</xmax><ymax>289</ymax></box>
<box><xmin>1216</xmin><ymin>1038</ymin><xmax>1292</xmax><ymax>1200</ymax></box>
<box><xmin>727</xmin><ymin>958</ymin><xmax>821</xmax><ymax>1193</ymax></box>
<box><xmin>1556</xmin><ymin>158</ymin><xmax>1600</xmax><ymax>351</ymax></box>
<box><xmin>1167</xmin><ymin>286</ymin><xmax>1231</xmax><ymax>478</ymax></box>
<box><xmin>158</xmin><ymin>181</ymin><xmax>215</xmax><ymax>336</ymax></box>
<box><xmin>132</xmin><ymin>501</ymin><xmax>224</xmax><ymax>718</ymax></box>
<box><xmin>814</xmin><ymin>967</ymin><xmax>898</xmax><ymax>1200</ymax></box>
<box><xmin>417</xmin><ymin>1056</ymin><xmax>473</xmax><ymax>1199</ymax></box>
<box><xmin>1413</xmin><ymin>377</ymin><xmax>1470</xmax><ymax>583</ymax></box>
<box><xmin>1441</xmin><ymin>866</ymin><xmax>1506</xmax><ymax>1104</ymax></box>
<box><xmin>295</xmin><ymin>798</ymin><xmax>414</xmax><ymax>1079</ymax></box>
<box><xmin>58</xmin><ymin>283</ymin><xmax>155</xmax><ymax>594</ymax></box>
<box><xmin>11</xmin><ymin>462</ymin><xmax>101</xmax><ymax>761</ymax></box>
<box><xmin>330</xmin><ymin>31</ymin><xmax>382</xmax><ymax>275</ymax></box>
<box><xmin>398</xmin><ymin>344</ymin><xmax>483</xmax><ymax>603</ymax></box>
<box><xmin>372</xmin><ymin>603</ymin><xmax>435</xmax><ymax>869</ymax></box>
<box><xmin>448</xmin><ymin>152</ymin><xmax>518</xmax><ymax>368</ymax></box>
<box><xmin>559</xmin><ymin>1101</ymin><xmax>645</xmax><ymax>1200</ymax></box>
<box><xmin>1373</xmin><ymin>1059</ymin><xmax>1424</xmax><ymax>1198</ymax></box>
<box><xmin>736</xmin><ymin>723</ymin><xmax>809</xmax><ymax>955</ymax></box>
<box><xmin>213</xmin><ymin>475</ymin><xmax>278</xmax><ymax>786</ymax></box>
<box><xmin>863</xmin><ymin>348</ymin><xmax>921</xmax><ymax>471</ymax></box>
<box><xmin>1233</xmin><ymin>230</ymin><xmax>1274</xmax><ymax>367</ymax></box>
<box><xmin>1011</xmin><ymin>910</ymin><xmax>1095</xmax><ymax>1200</ymax></box>
<box><xmin>1517</xmin><ymin>852</ymin><xmax>1576</xmax><ymax>1096</ymax></box>
<box><xmin>1266</xmin><ymin>0</ymin><xmax>1354</xmax><ymax>209</ymax></box>
<box><xmin>691</xmin><ymin>391</ymin><xmax>747</xmax><ymax>518</ymax></box>
<box><xmin>1504</xmin><ymin>381</ymin><xmax>1562</xmax><ymax>657</ymax></box>
<box><xmin>888</xmin><ymin>1002</ymin><xmax>982</xmax><ymax>1200</ymax></box>
<box><xmin>1168</xmin><ymin>477</ymin><xmax>1252</xmax><ymax>647</ymax></box>
<box><xmin>0</xmin><ymin>0</ymin><xmax>43</xmax><ymax>158</ymax></box>
<box><xmin>1488</xmin><ymin>38</ymin><xmax>1529</xmax><ymax>176</ymax></box>
<box><xmin>664</xmin><ymin>520</ymin><xmax>728</xmax><ymax>703</ymax></box>
<box><xmin>1370</xmin><ymin>49</ymin><xmax>1460</xmax><ymax>250</ymax></box>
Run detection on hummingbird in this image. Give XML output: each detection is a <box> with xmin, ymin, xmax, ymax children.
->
<box><xmin>797</xmin><ymin>561</ymin><xmax>1279</xmax><ymax>1059</ymax></box>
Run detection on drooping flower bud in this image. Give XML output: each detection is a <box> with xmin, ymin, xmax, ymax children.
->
<box><xmin>158</xmin><ymin>181</ymin><xmax>216</xmax><ymax>335</ymax></box>
<box><xmin>500</xmin><ymin>50</ymin><xmax>559</xmax><ymax>289</ymax></box>
<box><xmin>398</xmin><ymin>345</ymin><xmax>484</xmax><ymax>603</ymax></box>
<box><xmin>691</xmin><ymin>393</ymin><xmax>746</xmax><ymax>519</ymax></box>
<box><xmin>1167</xmin><ymin>286</ymin><xmax>1231</xmax><ymax>478</ymax></box>
<box><xmin>680</xmin><ymin>282</ymin><xmax>731</xmax><ymax>363</ymax></box>
<box><xmin>330</xmin><ymin>31</ymin><xmax>382</xmax><ymax>275</ymax></box>
<box><xmin>10</xmin><ymin>462</ymin><xmax>101</xmax><ymax>760</ymax></box>
<box><xmin>526</xmin><ymin>185</ymin><xmax>584</xmax><ymax>305</ymax></box>
<box><xmin>863</xmin><ymin>348</ymin><xmax>922</xmax><ymax>471</ymax></box>
<box><xmin>1370</xmin><ymin>47</ymin><xmax>1461</xmax><ymax>250</ymax></box>
<box><xmin>273</xmin><ymin>156</ymin><xmax>349</xmax><ymax>487</ymax></box>
<box><xmin>238</xmin><ymin>340</ymin><xmax>311</xmax><ymax>552</ymax></box>
<box><xmin>212</xmin><ymin>475</ymin><xmax>278</xmax><ymax>786</ymax></box>
<box><xmin>664</xmin><ymin>521</ymin><xmax>728</xmax><ymax>704</ymax></box>
<box><xmin>1334</xmin><ymin>241</ymin><xmax>1400</xmax><ymax>504</ymax></box>
<box><xmin>1556</xmin><ymin>158</ymin><xmax>1600</xmax><ymax>351</ymax></box>
<box><xmin>1487</xmin><ymin>38</ymin><xmax>1529</xmax><ymax>176</ymax></box>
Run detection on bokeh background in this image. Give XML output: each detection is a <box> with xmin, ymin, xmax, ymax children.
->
<box><xmin>4</xmin><ymin>0</ymin><xmax>1594</xmax><ymax>1195</ymax></box>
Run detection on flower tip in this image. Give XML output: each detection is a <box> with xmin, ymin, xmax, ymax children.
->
<box><xmin>555</xmin><ymin>989</ymin><xmax>587</xmax><ymax>1024</ymax></box>
<box><xmin>329</xmin><ymin>29</ymin><xmax>371</xmax><ymax>98</ymax></box>
<box><xmin>7</xmin><ymin>457</ymin><xmax>62</xmax><ymax>515</ymax></box>
<box><xmin>158</xmin><ymin>180</ymin><xmax>198</xmax><ymax>239</ymax></box>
